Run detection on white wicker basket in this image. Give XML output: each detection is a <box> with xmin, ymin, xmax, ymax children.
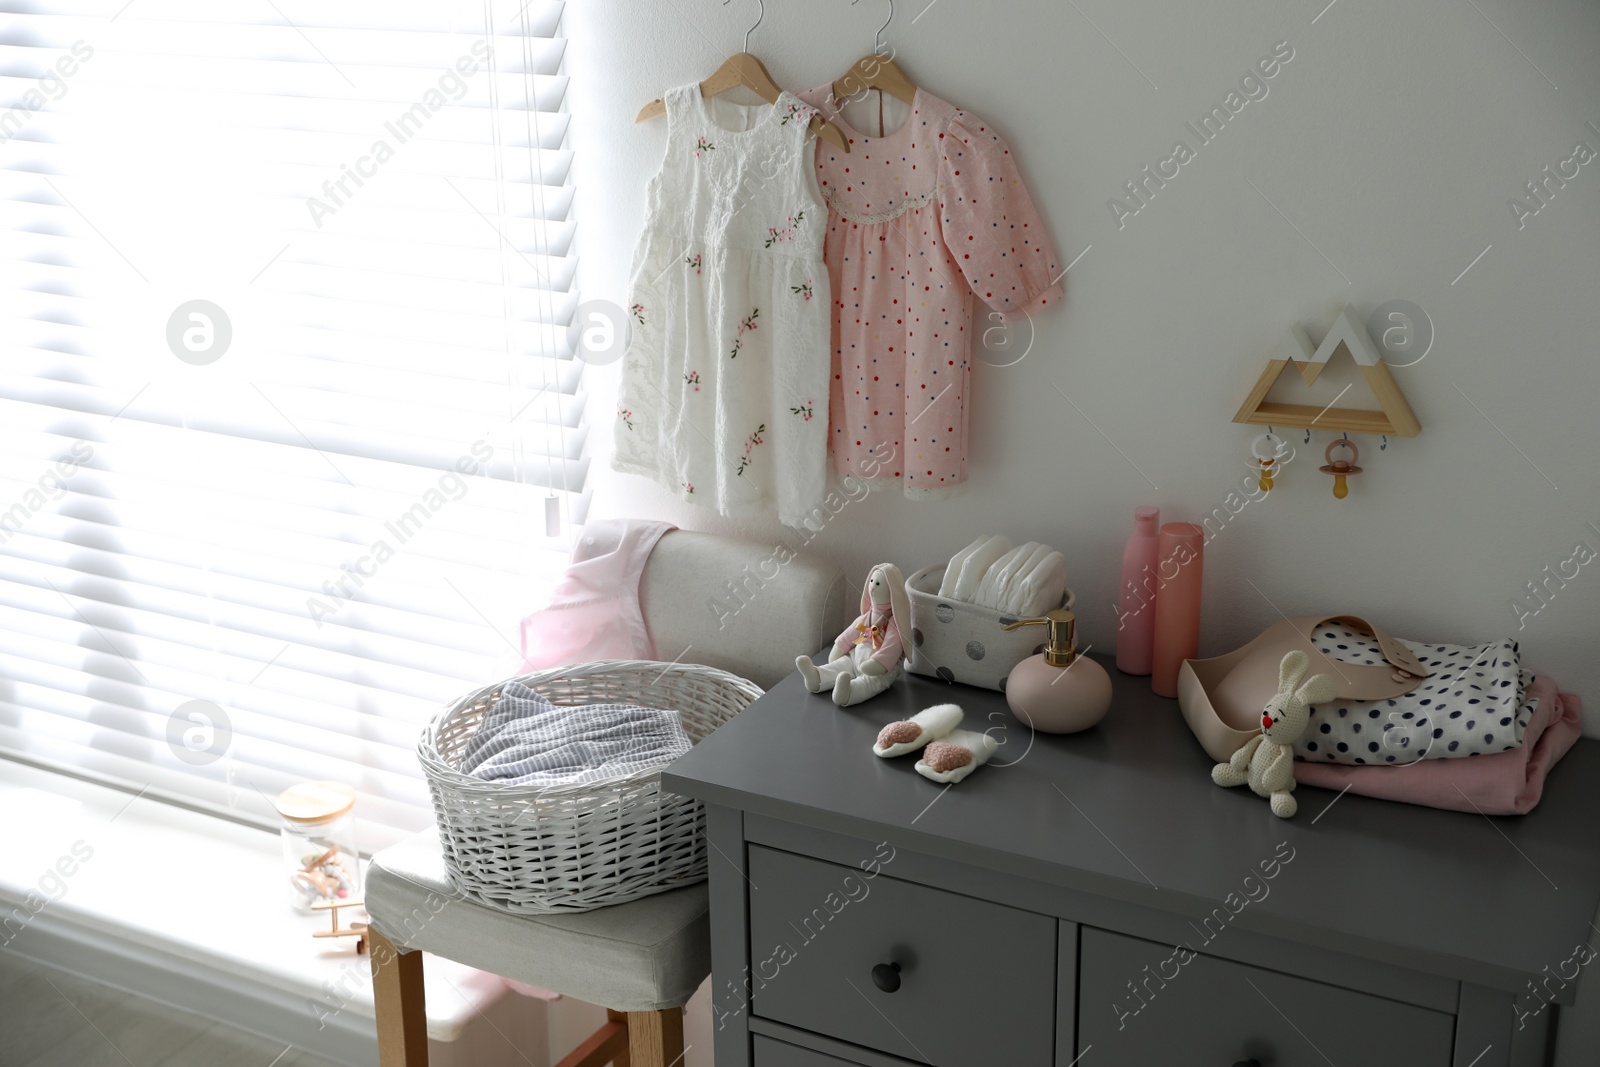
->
<box><xmin>419</xmin><ymin>660</ymin><xmax>763</xmax><ymax>913</ymax></box>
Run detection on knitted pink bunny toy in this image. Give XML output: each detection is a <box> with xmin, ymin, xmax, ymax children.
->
<box><xmin>796</xmin><ymin>563</ymin><xmax>911</xmax><ymax>707</ymax></box>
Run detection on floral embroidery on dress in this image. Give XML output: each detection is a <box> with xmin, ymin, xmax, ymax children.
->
<box><xmin>729</xmin><ymin>308</ymin><xmax>760</xmax><ymax>358</ymax></box>
<box><xmin>764</xmin><ymin>211</ymin><xmax>806</xmax><ymax>248</ymax></box>
<box><xmin>613</xmin><ymin>82</ymin><xmax>831</xmax><ymax>527</ymax></box>
<box><xmin>778</xmin><ymin>101</ymin><xmax>813</xmax><ymax>126</ymax></box>
<box><xmin>736</xmin><ymin>424</ymin><xmax>766</xmax><ymax>476</ymax></box>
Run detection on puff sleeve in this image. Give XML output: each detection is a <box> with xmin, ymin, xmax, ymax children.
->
<box><xmin>936</xmin><ymin>115</ymin><xmax>1064</xmax><ymax>315</ymax></box>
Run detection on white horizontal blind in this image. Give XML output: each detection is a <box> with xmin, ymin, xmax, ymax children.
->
<box><xmin>0</xmin><ymin>0</ymin><xmax>588</xmax><ymax>848</ymax></box>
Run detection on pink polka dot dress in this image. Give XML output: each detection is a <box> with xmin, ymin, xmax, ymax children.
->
<box><xmin>797</xmin><ymin>86</ymin><xmax>1063</xmax><ymax>498</ymax></box>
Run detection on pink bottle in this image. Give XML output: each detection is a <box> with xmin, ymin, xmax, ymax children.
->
<box><xmin>1150</xmin><ymin>522</ymin><xmax>1204</xmax><ymax>698</ymax></box>
<box><xmin>1115</xmin><ymin>507</ymin><xmax>1160</xmax><ymax>676</ymax></box>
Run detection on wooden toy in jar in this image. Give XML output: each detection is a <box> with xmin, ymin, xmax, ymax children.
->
<box><xmin>273</xmin><ymin>780</ymin><xmax>361</xmax><ymax>911</ymax></box>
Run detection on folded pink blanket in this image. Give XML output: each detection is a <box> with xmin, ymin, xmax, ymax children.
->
<box><xmin>1294</xmin><ymin>675</ymin><xmax>1582</xmax><ymax>815</ymax></box>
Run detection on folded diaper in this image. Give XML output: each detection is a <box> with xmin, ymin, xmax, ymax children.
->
<box><xmin>974</xmin><ymin>542</ymin><xmax>1068</xmax><ymax>616</ymax></box>
<box><xmin>974</xmin><ymin>542</ymin><xmax>1045</xmax><ymax>611</ymax></box>
<box><xmin>940</xmin><ymin>535</ymin><xmax>1067</xmax><ymax>616</ymax></box>
<box><xmin>1005</xmin><ymin>548</ymin><xmax>1067</xmax><ymax>616</ymax></box>
<box><xmin>915</xmin><ymin>729</ymin><xmax>999</xmax><ymax>784</ymax></box>
<box><xmin>874</xmin><ymin>703</ymin><xmax>963</xmax><ymax>758</ymax></box>
<box><xmin>946</xmin><ymin>535</ymin><xmax>1012</xmax><ymax>603</ymax></box>
<box><xmin>938</xmin><ymin>537</ymin><xmax>988</xmax><ymax>598</ymax></box>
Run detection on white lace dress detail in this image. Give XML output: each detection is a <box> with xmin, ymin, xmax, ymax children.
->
<box><xmin>612</xmin><ymin>87</ymin><xmax>831</xmax><ymax>528</ymax></box>
<box><xmin>821</xmin><ymin>187</ymin><xmax>935</xmax><ymax>225</ymax></box>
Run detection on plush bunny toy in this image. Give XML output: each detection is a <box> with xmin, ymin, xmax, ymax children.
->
<box><xmin>796</xmin><ymin>563</ymin><xmax>911</xmax><ymax>707</ymax></box>
<box><xmin>1211</xmin><ymin>650</ymin><xmax>1337</xmax><ymax>818</ymax></box>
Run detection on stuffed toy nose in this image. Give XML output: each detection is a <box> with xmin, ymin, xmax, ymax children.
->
<box><xmin>1262</xmin><ymin>714</ymin><xmax>1274</xmax><ymax>729</ymax></box>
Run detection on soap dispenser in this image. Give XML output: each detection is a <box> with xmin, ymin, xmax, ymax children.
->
<box><xmin>1002</xmin><ymin>610</ymin><xmax>1113</xmax><ymax>734</ymax></box>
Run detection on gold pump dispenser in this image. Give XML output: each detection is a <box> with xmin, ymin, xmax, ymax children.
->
<box><xmin>1003</xmin><ymin>609</ymin><xmax>1080</xmax><ymax>667</ymax></box>
<box><xmin>1000</xmin><ymin>609</ymin><xmax>1112</xmax><ymax>734</ymax></box>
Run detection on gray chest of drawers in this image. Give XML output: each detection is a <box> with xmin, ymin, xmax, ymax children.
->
<box><xmin>664</xmin><ymin>656</ymin><xmax>1600</xmax><ymax>1067</ymax></box>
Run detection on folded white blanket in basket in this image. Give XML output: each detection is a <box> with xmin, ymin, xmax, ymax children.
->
<box><xmin>457</xmin><ymin>682</ymin><xmax>692</xmax><ymax>787</ymax></box>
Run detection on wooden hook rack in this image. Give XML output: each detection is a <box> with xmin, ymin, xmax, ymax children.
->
<box><xmin>1233</xmin><ymin>304</ymin><xmax>1421</xmax><ymax>437</ymax></box>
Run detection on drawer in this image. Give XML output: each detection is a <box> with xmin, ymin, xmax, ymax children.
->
<box><xmin>754</xmin><ymin>1035</ymin><xmax>856</xmax><ymax>1067</ymax></box>
<box><xmin>747</xmin><ymin>845</ymin><xmax>1056</xmax><ymax>1067</ymax></box>
<box><xmin>1078</xmin><ymin>927</ymin><xmax>1455</xmax><ymax>1066</ymax></box>
<box><xmin>753</xmin><ymin>1033</ymin><xmax>918</xmax><ymax>1066</ymax></box>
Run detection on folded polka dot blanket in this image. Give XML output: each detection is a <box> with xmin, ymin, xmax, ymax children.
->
<box><xmin>1291</xmin><ymin>625</ymin><xmax>1531</xmax><ymax>766</ymax></box>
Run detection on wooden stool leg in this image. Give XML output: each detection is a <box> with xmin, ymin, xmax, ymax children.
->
<box><xmin>554</xmin><ymin>1010</ymin><xmax>628</xmax><ymax>1067</ymax></box>
<box><xmin>607</xmin><ymin>1010</ymin><xmax>631</xmax><ymax>1067</ymax></box>
<box><xmin>369</xmin><ymin>929</ymin><xmax>429</xmax><ymax>1067</ymax></box>
<box><xmin>626</xmin><ymin>1008</ymin><xmax>684</xmax><ymax>1067</ymax></box>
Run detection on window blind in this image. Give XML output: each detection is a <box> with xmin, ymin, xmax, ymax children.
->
<box><xmin>0</xmin><ymin>0</ymin><xmax>587</xmax><ymax>849</ymax></box>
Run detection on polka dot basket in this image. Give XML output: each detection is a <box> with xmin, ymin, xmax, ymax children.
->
<box><xmin>904</xmin><ymin>564</ymin><xmax>1076</xmax><ymax>693</ymax></box>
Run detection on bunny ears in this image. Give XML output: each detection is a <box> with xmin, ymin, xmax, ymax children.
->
<box><xmin>1276</xmin><ymin>650</ymin><xmax>1338</xmax><ymax>707</ymax></box>
<box><xmin>861</xmin><ymin>563</ymin><xmax>912</xmax><ymax>627</ymax></box>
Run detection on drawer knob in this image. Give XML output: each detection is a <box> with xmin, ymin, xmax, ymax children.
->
<box><xmin>871</xmin><ymin>962</ymin><xmax>902</xmax><ymax>993</ymax></box>
<box><xmin>1232</xmin><ymin>1061</ymin><xmax>1261</xmax><ymax>1067</ymax></box>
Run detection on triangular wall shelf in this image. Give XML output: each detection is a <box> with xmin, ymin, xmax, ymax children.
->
<box><xmin>1232</xmin><ymin>304</ymin><xmax>1421</xmax><ymax>437</ymax></box>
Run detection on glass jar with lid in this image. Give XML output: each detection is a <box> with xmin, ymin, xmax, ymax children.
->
<box><xmin>274</xmin><ymin>780</ymin><xmax>360</xmax><ymax>911</ymax></box>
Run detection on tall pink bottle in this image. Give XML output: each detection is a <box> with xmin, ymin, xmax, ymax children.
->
<box><xmin>1115</xmin><ymin>506</ymin><xmax>1160</xmax><ymax>676</ymax></box>
<box><xmin>1150</xmin><ymin>522</ymin><xmax>1204</xmax><ymax>698</ymax></box>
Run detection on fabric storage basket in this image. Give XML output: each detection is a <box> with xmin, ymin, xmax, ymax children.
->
<box><xmin>905</xmin><ymin>564</ymin><xmax>1075</xmax><ymax>692</ymax></box>
<box><xmin>420</xmin><ymin>659</ymin><xmax>763</xmax><ymax>913</ymax></box>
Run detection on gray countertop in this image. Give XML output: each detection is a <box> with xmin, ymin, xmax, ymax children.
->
<box><xmin>664</xmin><ymin>654</ymin><xmax>1600</xmax><ymax>997</ymax></box>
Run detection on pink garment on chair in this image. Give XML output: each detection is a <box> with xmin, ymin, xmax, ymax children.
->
<box><xmin>501</xmin><ymin>520</ymin><xmax>676</xmax><ymax>1002</ymax></box>
<box><xmin>1294</xmin><ymin>675</ymin><xmax>1583</xmax><ymax>815</ymax></box>
<box><xmin>514</xmin><ymin>519</ymin><xmax>677</xmax><ymax>674</ymax></box>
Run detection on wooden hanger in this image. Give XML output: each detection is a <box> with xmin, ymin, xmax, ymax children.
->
<box><xmin>636</xmin><ymin>1</ymin><xmax>849</xmax><ymax>153</ymax></box>
<box><xmin>833</xmin><ymin>0</ymin><xmax>916</xmax><ymax>105</ymax></box>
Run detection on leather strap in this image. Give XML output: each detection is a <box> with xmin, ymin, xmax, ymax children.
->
<box><xmin>1178</xmin><ymin>612</ymin><xmax>1430</xmax><ymax>762</ymax></box>
<box><xmin>1280</xmin><ymin>613</ymin><xmax>1429</xmax><ymax>700</ymax></box>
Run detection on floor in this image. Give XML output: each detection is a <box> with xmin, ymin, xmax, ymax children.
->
<box><xmin>0</xmin><ymin>952</ymin><xmax>345</xmax><ymax>1067</ymax></box>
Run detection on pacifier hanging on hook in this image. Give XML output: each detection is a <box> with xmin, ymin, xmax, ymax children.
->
<box><xmin>1319</xmin><ymin>436</ymin><xmax>1362</xmax><ymax>499</ymax></box>
<box><xmin>1250</xmin><ymin>430</ymin><xmax>1286</xmax><ymax>492</ymax></box>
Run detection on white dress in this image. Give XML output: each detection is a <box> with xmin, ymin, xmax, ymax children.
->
<box><xmin>612</xmin><ymin>86</ymin><xmax>831</xmax><ymax>528</ymax></box>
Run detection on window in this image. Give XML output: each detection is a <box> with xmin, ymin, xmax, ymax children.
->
<box><xmin>0</xmin><ymin>0</ymin><xmax>586</xmax><ymax>849</ymax></box>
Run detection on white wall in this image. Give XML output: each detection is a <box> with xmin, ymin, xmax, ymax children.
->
<box><xmin>564</xmin><ymin>0</ymin><xmax>1600</xmax><ymax>732</ymax></box>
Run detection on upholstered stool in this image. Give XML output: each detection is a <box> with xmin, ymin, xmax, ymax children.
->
<box><xmin>365</xmin><ymin>529</ymin><xmax>846</xmax><ymax>1066</ymax></box>
<box><xmin>366</xmin><ymin>829</ymin><xmax>707</xmax><ymax>1065</ymax></box>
